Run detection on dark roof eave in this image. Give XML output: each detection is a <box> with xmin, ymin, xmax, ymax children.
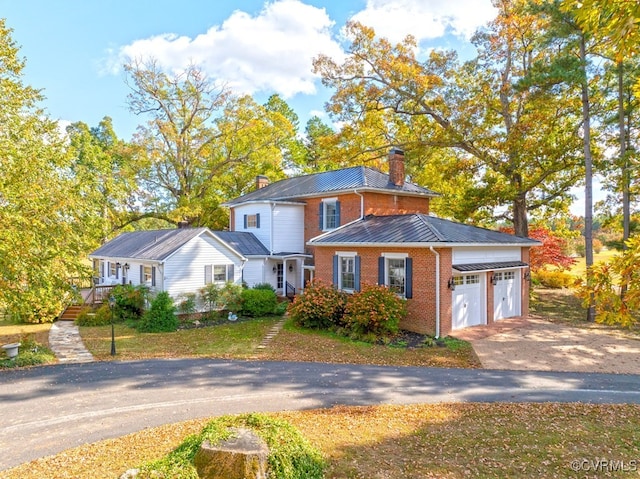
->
<box><xmin>307</xmin><ymin>241</ymin><xmax>539</xmax><ymax>247</ymax></box>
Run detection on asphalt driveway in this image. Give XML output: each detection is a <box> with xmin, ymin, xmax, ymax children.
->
<box><xmin>453</xmin><ymin>317</ymin><xmax>640</xmax><ymax>374</ymax></box>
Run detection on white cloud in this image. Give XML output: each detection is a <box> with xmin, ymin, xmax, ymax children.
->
<box><xmin>350</xmin><ymin>0</ymin><xmax>498</xmax><ymax>44</ymax></box>
<box><xmin>106</xmin><ymin>0</ymin><xmax>343</xmax><ymax>98</ymax></box>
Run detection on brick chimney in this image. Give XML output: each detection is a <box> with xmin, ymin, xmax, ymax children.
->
<box><xmin>388</xmin><ymin>147</ymin><xmax>405</xmax><ymax>187</ymax></box>
<box><xmin>256</xmin><ymin>175</ymin><xmax>269</xmax><ymax>190</ymax></box>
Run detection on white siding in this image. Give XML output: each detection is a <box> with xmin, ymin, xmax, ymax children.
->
<box><xmin>242</xmin><ymin>258</ymin><xmax>265</xmax><ymax>288</ymax></box>
<box><xmin>233</xmin><ymin>204</ymin><xmax>273</xmax><ymax>252</ymax></box>
<box><xmin>452</xmin><ymin>247</ymin><xmax>521</xmax><ymax>265</ymax></box>
<box><xmin>272</xmin><ymin>204</ymin><xmax>305</xmax><ymax>253</ymax></box>
<box><xmin>163</xmin><ymin>233</ymin><xmax>243</xmax><ymax>299</ymax></box>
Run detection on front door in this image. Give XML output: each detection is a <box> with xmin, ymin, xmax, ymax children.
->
<box><xmin>276</xmin><ymin>263</ymin><xmax>284</xmax><ymax>290</ymax></box>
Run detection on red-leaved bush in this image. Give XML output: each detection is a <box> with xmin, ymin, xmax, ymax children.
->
<box><xmin>344</xmin><ymin>283</ymin><xmax>407</xmax><ymax>341</ymax></box>
<box><xmin>501</xmin><ymin>225</ymin><xmax>575</xmax><ymax>272</ymax></box>
<box><xmin>288</xmin><ymin>280</ymin><xmax>347</xmax><ymax>329</ymax></box>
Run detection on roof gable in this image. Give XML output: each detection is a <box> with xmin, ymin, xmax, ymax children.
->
<box><xmin>90</xmin><ymin>228</ymin><xmax>231</xmax><ymax>261</ymax></box>
<box><xmin>309</xmin><ymin>214</ymin><xmax>540</xmax><ymax>246</ymax></box>
<box><xmin>223</xmin><ymin>166</ymin><xmax>438</xmax><ymax>206</ymax></box>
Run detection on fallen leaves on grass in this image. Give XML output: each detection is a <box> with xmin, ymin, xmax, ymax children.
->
<box><xmin>5</xmin><ymin>403</ymin><xmax>640</xmax><ymax>479</ymax></box>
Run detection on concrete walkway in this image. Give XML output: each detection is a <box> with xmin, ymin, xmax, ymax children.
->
<box><xmin>48</xmin><ymin>321</ymin><xmax>94</xmax><ymax>363</ymax></box>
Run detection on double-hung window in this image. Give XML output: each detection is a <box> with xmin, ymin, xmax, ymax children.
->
<box><xmin>333</xmin><ymin>252</ymin><xmax>360</xmax><ymax>292</ymax></box>
<box><xmin>205</xmin><ymin>264</ymin><xmax>235</xmax><ymax>284</ymax></box>
<box><xmin>378</xmin><ymin>253</ymin><xmax>413</xmax><ymax>299</ymax></box>
<box><xmin>319</xmin><ymin>199</ymin><xmax>340</xmax><ymax>231</ymax></box>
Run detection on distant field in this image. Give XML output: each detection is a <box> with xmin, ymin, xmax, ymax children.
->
<box><xmin>568</xmin><ymin>248</ymin><xmax>618</xmax><ymax>278</ymax></box>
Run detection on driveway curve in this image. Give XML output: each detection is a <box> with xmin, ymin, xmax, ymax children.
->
<box><xmin>1</xmin><ymin>359</ymin><xmax>640</xmax><ymax>471</ymax></box>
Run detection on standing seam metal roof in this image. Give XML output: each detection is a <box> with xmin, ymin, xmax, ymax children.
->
<box><xmin>223</xmin><ymin>166</ymin><xmax>438</xmax><ymax>206</ymax></box>
<box><xmin>309</xmin><ymin>214</ymin><xmax>540</xmax><ymax>245</ymax></box>
<box><xmin>90</xmin><ymin>228</ymin><xmax>211</xmax><ymax>261</ymax></box>
<box><xmin>213</xmin><ymin>231</ymin><xmax>270</xmax><ymax>256</ymax></box>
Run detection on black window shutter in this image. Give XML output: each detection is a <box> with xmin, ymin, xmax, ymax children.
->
<box><xmin>332</xmin><ymin>255</ymin><xmax>339</xmax><ymax>286</ymax></box>
<box><xmin>243</xmin><ymin>214</ymin><xmax>248</xmax><ymax>229</ymax></box>
<box><xmin>354</xmin><ymin>255</ymin><xmax>361</xmax><ymax>292</ymax></box>
<box><xmin>140</xmin><ymin>265</ymin><xmax>143</xmax><ymax>282</ymax></box>
<box><xmin>107</xmin><ymin>262</ymin><xmax>110</xmax><ymax>276</ymax></box>
<box><xmin>116</xmin><ymin>264</ymin><xmax>119</xmax><ymax>279</ymax></box>
<box><xmin>335</xmin><ymin>200</ymin><xmax>341</xmax><ymax>227</ymax></box>
<box><xmin>256</xmin><ymin>213</ymin><xmax>260</xmax><ymax>228</ymax></box>
<box><xmin>405</xmin><ymin>257</ymin><xmax>413</xmax><ymax>299</ymax></box>
<box><xmin>101</xmin><ymin>262</ymin><xmax>104</xmax><ymax>278</ymax></box>
<box><xmin>151</xmin><ymin>266</ymin><xmax>156</xmax><ymax>287</ymax></box>
<box><xmin>378</xmin><ymin>257</ymin><xmax>385</xmax><ymax>286</ymax></box>
<box><xmin>319</xmin><ymin>202</ymin><xmax>324</xmax><ymax>230</ymax></box>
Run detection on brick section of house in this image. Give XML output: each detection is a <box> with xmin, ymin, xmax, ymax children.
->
<box><xmin>304</xmin><ymin>192</ymin><xmax>431</xmax><ymax>253</ymax></box>
<box><xmin>314</xmin><ymin>246</ymin><xmax>453</xmax><ymax>336</ymax></box>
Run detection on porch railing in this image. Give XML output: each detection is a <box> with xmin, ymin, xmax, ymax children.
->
<box><xmin>85</xmin><ymin>285</ymin><xmax>117</xmax><ymax>305</ymax></box>
<box><xmin>285</xmin><ymin>281</ymin><xmax>296</xmax><ymax>300</ymax></box>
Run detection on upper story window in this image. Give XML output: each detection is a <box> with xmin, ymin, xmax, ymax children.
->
<box><xmin>319</xmin><ymin>199</ymin><xmax>340</xmax><ymax>231</ymax></box>
<box><xmin>243</xmin><ymin>213</ymin><xmax>260</xmax><ymax>229</ymax></box>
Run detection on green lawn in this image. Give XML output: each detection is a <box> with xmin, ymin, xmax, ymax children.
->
<box><xmin>568</xmin><ymin>248</ymin><xmax>618</xmax><ymax>278</ymax></box>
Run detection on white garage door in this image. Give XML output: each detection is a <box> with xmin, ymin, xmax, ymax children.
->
<box><xmin>452</xmin><ymin>274</ymin><xmax>484</xmax><ymax>330</ymax></box>
<box><xmin>493</xmin><ymin>270</ymin><xmax>520</xmax><ymax>320</ymax></box>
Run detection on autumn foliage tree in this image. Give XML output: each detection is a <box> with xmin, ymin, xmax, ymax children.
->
<box><xmin>501</xmin><ymin>225</ymin><xmax>575</xmax><ymax>272</ymax></box>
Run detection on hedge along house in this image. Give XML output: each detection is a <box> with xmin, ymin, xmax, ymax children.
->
<box><xmin>89</xmin><ymin>227</ymin><xmax>245</xmax><ymax>303</ymax></box>
<box><xmin>308</xmin><ymin>214</ymin><xmax>539</xmax><ymax>337</ymax></box>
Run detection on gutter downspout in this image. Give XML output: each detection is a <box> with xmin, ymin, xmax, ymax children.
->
<box><xmin>270</xmin><ymin>202</ymin><xmax>276</xmax><ymax>255</ymax></box>
<box><xmin>429</xmin><ymin>246</ymin><xmax>440</xmax><ymax>339</ymax></box>
<box><xmin>354</xmin><ymin>189</ymin><xmax>364</xmax><ymax>219</ymax></box>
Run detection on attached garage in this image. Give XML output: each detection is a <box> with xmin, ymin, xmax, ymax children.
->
<box><xmin>493</xmin><ymin>269</ymin><xmax>521</xmax><ymax>320</ymax></box>
<box><xmin>451</xmin><ymin>273</ymin><xmax>485</xmax><ymax>330</ymax></box>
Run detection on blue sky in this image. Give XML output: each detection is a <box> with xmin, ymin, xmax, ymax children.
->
<box><xmin>1</xmin><ymin>0</ymin><xmax>497</xmax><ymax>140</ymax></box>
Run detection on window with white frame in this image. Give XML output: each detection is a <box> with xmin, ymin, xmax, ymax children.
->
<box><xmin>340</xmin><ymin>256</ymin><xmax>356</xmax><ymax>291</ymax></box>
<box><xmin>143</xmin><ymin>265</ymin><xmax>153</xmax><ymax>284</ymax></box>
<box><xmin>320</xmin><ymin>199</ymin><xmax>340</xmax><ymax>231</ymax></box>
<box><xmin>109</xmin><ymin>262</ymin><xmax>118</xmax><ymax>278</ymax></box>
<box><xmin>386</xmin><ymin>258</ymin><xmax>406</xmax><ymax>295</ymax></box>
<box><xmin>214</xmin><ymin>265</ymin><xmax>227</xmax><ymax>282</ymax></box>
<box><xmin>205</xmin><ymin>264</ymin><xmax>235</xmax><ymax>284</ymax></box>
<box><xmin>246</xmin><ymin>214</ymin><xmax>258</xmax><ymax>228</ymax></box>
<box><xmin>379</xmin><ymin>253</ymin><xmax>412</xmax><ymax>299</ymax></box>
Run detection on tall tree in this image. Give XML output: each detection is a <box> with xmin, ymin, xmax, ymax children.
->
<box><xmin>0</xmin><ymin>20</ymin><xmax>91</xmax><ymax>322</ymax></box>
<box><xmin>125</xmin><ymin>59</ymin><xmax>297</xmax><ymax>228</ymax></box>
<box><xmin>528</xmin><ymin>0</ymin><xmax>602</xmax><ymax>321</ymax></box>
<box><xmin>313</xmin><ymin>3</ymin><xmax>583</xmax><ymax>237</ymax></box>
<box><xmin>66</xmin><ymin>117</ymin><xmax>142</xmax><ymax>242</ymax></box>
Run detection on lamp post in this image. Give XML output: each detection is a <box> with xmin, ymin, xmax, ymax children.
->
<box><xmin>108</xmin><ymin>294</ymin><xmax>116</xmax><ymax>356</ymax></box>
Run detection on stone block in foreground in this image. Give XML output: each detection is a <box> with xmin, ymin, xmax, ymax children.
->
<box><xmin>194</xmin><ymin>427</ymin><xmax>269</xmax><ymax>479</ymax></box>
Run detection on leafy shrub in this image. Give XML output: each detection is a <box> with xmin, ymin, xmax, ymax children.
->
<box><xmin>112</xmin><ymin>284</ymin><xmax>148</xmax><ymax>321</ymax></box>
<box><xmin>138</xmin><ymin>413</ymin><xmax>325</xmax><ymax>479</ymax></box>
<box><xmin>253</xmin><ymin>282</ymin><xmax>276</xmax><ymax>292</ymax></box>
<box><xmin>137</xmin><ymin>291</ymin><xmax>178</xmax><ymax>332</ymax></box>
<box><xmin>288</xmin><ymin>280</ymin><xmax>347</xmax><ymax>329</ymax></box>
<box><xmin>219</xmin><ymin>282</ymin><xmax>243</xmax><ymax>312</ymax></box>
<box><xmin>241</xmin><ymin>288</ymin><xmax>278</xmax><ymax>317</ymax></box>
<box><xmin>344</xmin><ymin>283</ymin><xmax>406</xmax><ymax>341</ymax></box>
<box><xmin>593</xmin><ymin>238</ymin><xmax>603</xmax><ymax>254</ymax></box>
<box><xmin>76</xmin><ymin>306</ymin><xmax>112</xmax><ymax>326</ymax></box>
<box><xmin>176</xmin><ymin>292</ymin><xmax>198</xmax><ymax>315</ymax></box>
<box><xmin>200</xmin><ymin>283</ymin><xmax>220</xmax><ymax>316</ymax></box>
<box><xmin>534</xmin><ymin>269</ymin><xmax>574</xmax><ymax>289</ymax></box>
